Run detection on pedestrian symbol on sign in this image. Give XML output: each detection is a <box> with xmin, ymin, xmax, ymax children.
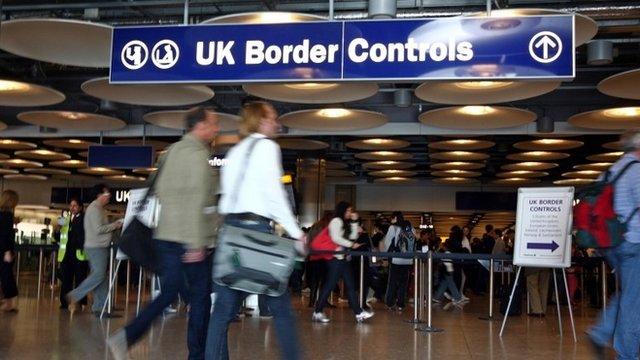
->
<box><xmin>528</xmin><ymin>31</ymin><xmax>563</xmax><ymax>64</ymax></box>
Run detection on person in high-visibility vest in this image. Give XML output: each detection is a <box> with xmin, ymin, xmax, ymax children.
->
<box><xmin>58</xmin><ymin>198</ymin><xmax>88</xmax><ymax>310</ymax></box>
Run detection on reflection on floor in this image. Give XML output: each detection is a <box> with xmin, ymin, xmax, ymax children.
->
<box><xmin>0</xmin><ymin>274</ymin><xmax>610</xmax><ymax>360</ymax></box>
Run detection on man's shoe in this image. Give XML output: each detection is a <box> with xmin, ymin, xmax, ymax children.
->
<box><xmin>312</xmin><ymin>312</ymin><xmax>330</xmax><ymax>323</ymax></box>
<box><xmin>107</xmin><ymin>329</ymin><xmax>129</xmax><ymax>360</ymax></box>
<box><xmin>355</xmin><ymin>310</ymin><xmax>374</xmax><ymax>323</ymax></box>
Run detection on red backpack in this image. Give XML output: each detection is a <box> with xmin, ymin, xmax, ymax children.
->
<box><xmin>309</xmin><ymin>227</ymin><xmax>337</xmax><ymax>261</ymax></box>
<box><xmin>573</xmin><ymin>160</ymin><xmax>639</xmax><ymax>249</ymax></box>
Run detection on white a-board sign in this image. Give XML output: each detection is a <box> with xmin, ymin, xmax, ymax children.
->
<box><xmin>117</xmin><ymin>188</ymin><xmax>160</xmax><ymax>261</ymax></box>
<box><xmin>513</xmin><ymin>187</ymin><xmax>574</xmax><ymax>268</ymax></box>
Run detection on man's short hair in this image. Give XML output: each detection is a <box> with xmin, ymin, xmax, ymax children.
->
<box><xmin>185</xmin><ymin>106</ymin><xmax>214</xmax><ymax>131</ymax></box>
<box><xmin>92</xmin><ymin>183</ymin><xmax>109</xmax><ymax>199</ymax></box>
<box><xmin>621</xmin><ymin>129</ymin><xmax>640</xmax><ymax>152</ymax></box>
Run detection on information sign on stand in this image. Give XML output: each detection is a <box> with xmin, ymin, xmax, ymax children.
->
<box><xmin>513</xmin><ymin>187</ymin><xmax>574</xmax><ymax>268</ymax></box>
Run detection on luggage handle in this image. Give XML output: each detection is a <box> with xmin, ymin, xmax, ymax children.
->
<box><xmin>244</xmin><ymin>234</ymin><xmax>277</xmax><ymax>247</ymax></box>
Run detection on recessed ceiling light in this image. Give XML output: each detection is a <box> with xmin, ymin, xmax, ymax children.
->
<box><xmin>454</xmin><ymin>81</ymin><xmax>512</xmax><ymax>90</ymax></box>
<box><xmin>0</xmin><ymin>79</ymin><xmax>29</xmax><ymax>92</ymax></box>
<box><xmin>458</xmin><ymin>106</ymin><xmax>496</xmax><ymax>116</ymax></box>
<box><xmin>317</xmin><ymin>108</ymin><xmax>351</xmax><ymax>118</ymax></box>
<box><xmin>283</xmin><ymin>83</ymin><xmax>338</xmax><ymax>90</ymax></box>
<box><xmin>603</xmin><ymin>107</ymin><xmax>640</xmax><ymax>118</ymax></box>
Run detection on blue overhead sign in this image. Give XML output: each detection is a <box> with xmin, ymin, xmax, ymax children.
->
<box><xmin>110</xmin><ymin>15</ymin><xmax>574</xmax><ymax>84</ymax></box>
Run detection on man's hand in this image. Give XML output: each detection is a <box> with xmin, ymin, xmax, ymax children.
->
<box><xmin>3</xmin><ymin>251</ymin><xmax>13</xmax><ymax>263</ymax></box>
<box><xmin>182</xmin><ymin>248</ymin><xmax>207</xmax><ymax>263</ymax></box>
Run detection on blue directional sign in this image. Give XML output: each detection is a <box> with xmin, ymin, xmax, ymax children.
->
<box><xmin>110</xmin><ymin>15</ymin><xmax>574</xmax><ymax>84</ymax></box>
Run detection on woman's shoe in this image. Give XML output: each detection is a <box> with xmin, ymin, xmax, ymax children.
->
<box><xmin>312</xmin><ymin>312</ymin><xmax>330</xmax><ymax>323</ymax></box>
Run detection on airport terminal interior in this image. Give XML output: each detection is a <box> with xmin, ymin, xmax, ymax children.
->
<box><xmin>0</xmin><ymin>0</ymin><xmax>639</xmax><ymax>359</ymax></box>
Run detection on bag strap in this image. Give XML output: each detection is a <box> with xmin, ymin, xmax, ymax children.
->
<box><xmin>229</xmin><ymin>137</ymin><xmax>264</xmax><ymax>213</ymax></box>
<box><xmin>610</xmin><ymin>160</ymin><xmax>640</xmax><ymax>184</ymax></box>
<box><xmin>135</xmin><ymin>145</ymin><xmax>171</xmax><ymax>212</ymax></box>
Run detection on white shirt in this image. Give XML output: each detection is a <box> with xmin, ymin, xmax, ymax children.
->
<box><xmin>462</xmin><ymin>236</ymin><xmax>472</xmax><ymax>253</ymax></box>
<box><xmin>328</xmin><ymin>217</ymin><xmax>358</xmax><ymax>260</ymax></box>
<box><xmin>219</xmin><ymin>133</ymin><xmax>302</xmax><ymax>239</ymax></box>
<box><xmin>382</xmin><ymin>225</ymin><xmax>414</xmax><ymax>265</ymax></box>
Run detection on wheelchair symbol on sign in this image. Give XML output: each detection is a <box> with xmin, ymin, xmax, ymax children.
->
<box><xmin>151</xmin><ymin>40</ymin><xmax>180</xmax><ymax>69</ymax></box>
<box><xmin>529</xmin><ymin>31</ymin><xmax>563</xmax><ymax>64</ymax></box>
<box><xmin>121</xmin><ymin>40</ymin><xmax>149</xmax><ymax>70</ymax></box>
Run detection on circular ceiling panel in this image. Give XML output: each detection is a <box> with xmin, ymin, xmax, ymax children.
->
<box><xmin>419</xmin><ymin>106</ymin><xmax>536</xmax><ymax>130</ymax></box>
<box><xmin>244</xmin><ymin>83</ymin><xmax>378</xmax><ymax>104</ymax></box>
<box><xmin>431</xmin><ymin>170</ymin><xmax>482</xmax><ymax>178</ymax></box>
<box><xmin>279</xmin><ymin>109</ymin><xmax>388</xmax><ymax>131</ymax></box>
<box><xmin>0</xmin><ymin>154</ymin><xmax>10</xmax><ymax>160</ymax></box>
<box><xmin>430</xmin><ymin>161</ymin><xmax>485</xmax><ymax>170</ymax></box>
<box><xmin>25</xmin><ymin>168</ymin><xmax>71</xmax><ymax>176</ymax></box>
<box><xmin>362</xmin><ymin>161</ymin><xmax>415</xmax><ymax>170</ymax></box>
<box><xmin>0</xmin><ymin>159</ymin><xmax>43</xmax><ymax>168</ymax></box>
<box><xmin>415</xmin><ymin>80</ymin><xmax>559</xmax><ymax>105</ymax></box>
<box><xmin>369</xmin><ymin>170</ymin><xmax>418</xmax><ymax>178</ymax></box>
<box><xmin>587</xmin><ymin>152</ymin><xmax>624</xmax><ymax>162</ymax></box>
<box><xmin>469</xmin><ymin>8</ymin><xmax>597</xmax><ymax>46</ymax></box>
<box><xmin>50</xmin><ymin>160</ymin><xmax>87</xmax><ymax>169</ymax></box>
<box><xmin>506</xmin><ymin>151</ymin><xmax>570</xmax><ymax>161</ymax></box>
<box><xmin>0</xmin><ymin>140</ymin><xmax>37</xmax><ymax>150</ymax></box>
<box><xmin>562</xmin><ymin>170</ymin><xmax>602</xmax><ymax>179</ymax></box>
<box><xmin>4</xmin><ymin>174</ymin><xmax>47</xmax><ymax>181</ymax></box>
<box><xmin>598</xmin><ymin>68</ymin><xmax>640</xmax><ymax>100</ymax></box>
<box><xmin>346</xmin><ymin>138</ymin><xmax>410</xmax><ymax>151</ymax></box>
<box><xmin>43</xmin><ymin>139</ymin><xmax>98</xmax><ymax>150</ymax></box>
<box><xmin>373</xmin><ymin>177</ymin><xmax>418</xmax><ymax>184</ymax></box>
<box><xmin>201</xmin><ymin>12</ymin><xmax>325</xmax><ymax>24</ymax></box>
<box><xmin>132</xmin><ymin>167</ymin><xmax>158</xmax><ymax>175</ymax></box>
<box><xmin>325</xmin><ymin>161</ymin><xmax>348</xmax><ymax>170</ymax></box>
<box><xmin>602</xmin><ymin>141</ymin><xmax>624</xmax><ymax>151</ymax></box>
<box><xmin>326</xmin><ymin>170</ymin><xmax>356</xmax><ymax>177</ymax></box>
<box><xmin>0</xmin><ymin>19</ymin><xmax>112</xmax><ymax>67</ymax></box>
<box><xmin>573</xmin><ymin>163</ymin><xmax>613</xmax><ymax>171</ymax></box>
<box><xmin>78</xmin><ymin>167</ymin><xmax>124</xmax><ymax>176</ymax></box>
<box><xmin>104</xmin><ymin>175</ymin><xmax>146</xmax><ymax>182</ymax></box>
<box><xmin>569</xmin><ymin>107</ymin><xmax>640</xmax><ymax>130</ymax></box>
<box><xmin>144</xmin><ymin>110</ymin><xmax>240</xmax><ymax>131</ymax></box>
<box><xmin>18</xmin><ymin>111</ymin><xmax>126</xmax><ymax>131</ymax></box>
<box><xmin>15</xmin><ymin>149</ymin><xmax>71</xmax><ymax>161</ymax></box>
<box><xmin>276</xmin><ymin>138</ymin><xmax>329</xmax><ymax>150</ymax></box>
<box><xmin>82</xmin><ymin>78</ymin><xmax>214</xmax><ymax>106</ymax></box>
<box><xmin>0</xmin><ymin>169</ymin><xmax>18</xmax><ymax>175</ymax></box>
<box><xmin>501</xmin><ymin>162</ymin><xmax>559</xmax><ymax>171</ymax></box>
<box><xmin>554</xmin><ymin>179</ymin><xmax>596</xmax><ymax>186</ymax></box>
<box><xmin>496</xmin><ymin>171</ymin><xmax>549</xmax><ymax>178</ymax></box>
<box><xmin>114</xmin><ymin>139</ymin><xmax>170</xmax><ymax>150</ymax></box>
<box><xmin>429</xmin><ymin>151</ymin><xmax>489</xmax><ymax>161</ymax></box>
<box><xmin>428</xmin><ymin>139</ymin><xmax>495</xmax><ymax>151</ymax></box>
<box><xmin>0</xmin><ymin>79</ymin><xmax>65</xmax><ymax>107</ymax></box>
<box><xmin>491</xmin><ymin>178</ymin><xmax>541</xmax><ymax>186</ymax></box>
<box><xmin>355</xmin><ymin>151</ymin><xmax>412</xmax><ymax>161</ymax></box>
<box><xmin>432</xmin><ymin>177</ymin><xmax>480</xmax><ymax>185</ymax></box>
<box><xmin>513</xmin><ymin>139</ymin><xmax>584</xmax><ymax>151</ymax></box>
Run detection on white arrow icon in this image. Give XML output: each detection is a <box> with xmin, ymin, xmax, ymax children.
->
<box><xmin>529</xmin><ymin>31</ymin><xmax>563</xmax><ymax>64</ymax></box>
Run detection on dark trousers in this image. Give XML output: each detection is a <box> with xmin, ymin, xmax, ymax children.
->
<box><xmin>59</xmin><ymin>254</ymin><xmax>88</xmax><ymax>308</ymax></box>
<box><xmin>0</xmin><ymin>257</ymin><xmax>18</xmax><ymax>299</ymax></box>
<box><xmin>385</xmin><ymin>264</ymin><xmax>411</xmax><ymax>308</ymax></box>
<box><xmin>125</xmin><ymin>240</ymin><xmax>211</xmax><ymax>360</ymax></box>
<box><xmin>306</xmin><ymin>260</ymin><xmax>326</xmax><ymax>306</ymax></box>
<box><xmin>315</xmin><ymin>258</ymin><xmax>362</xmax><ymax>315</ymax></box>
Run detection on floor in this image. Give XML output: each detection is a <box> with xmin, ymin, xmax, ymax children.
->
<box><xmin>0</xmin><ymin>274</ymin><xmax>609</xmax><ymax>360</ymax></box>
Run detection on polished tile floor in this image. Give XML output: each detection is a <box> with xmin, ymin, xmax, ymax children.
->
<box><xmin>0</xmin><ymin>275</ymin><xmax>609</xmax><ymax>360</ymax></box>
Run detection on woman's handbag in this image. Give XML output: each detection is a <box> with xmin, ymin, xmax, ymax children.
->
<box><xmin>213</xmin><ymin>139</ymin><xmax>297</xmax><ymax>296</ymax></box>
<box><xmin>309</xmin><ymin>227</ymin><xmax>337</xmax><ymax>261</ymax></box>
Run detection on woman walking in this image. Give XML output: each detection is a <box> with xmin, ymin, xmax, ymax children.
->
<box><xmin>0</xmin><ymin>190</ymin><xmax>20</xmax><ymax>312</ymax></box>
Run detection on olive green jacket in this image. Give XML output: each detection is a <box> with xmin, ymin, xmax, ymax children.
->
<box><xmin>153</xmin><ymin>134</ymin><xmax>219</xmax><ymax>249</ymax></box>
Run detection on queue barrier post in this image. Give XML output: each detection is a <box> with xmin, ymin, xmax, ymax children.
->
<box><xmin>479</xmin><ymin>258</ymin><xmax>497</xmax><ymax>321</ymax></box>
<box><xmin>406</xmin><ymin>254</ymin><xmax>424</xmax><ymax>324</ymax></box>
<box><xmin>358</xmin><ymin>255</ymin><xmax>364</xmax><ymax>309</ymax></box>
<box><xmin>416</xmin><ymin>251</ymin><xmax>443</xmax><ymax>333</ymax></box>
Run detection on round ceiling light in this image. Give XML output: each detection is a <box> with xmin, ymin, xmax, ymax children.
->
<box><xmin>104</xmin><ymin>175</ymin><xmax>146</xmax><ymax>182</ymax></box>
<box><xmin>514</xmin><ymin>139</ymin><xmax>584</xmax><ymax>151</ymax></box>
<box><xmin>43</xmin><ymin>139</ymin><xmax>97</xmax><ymax>150</ymax></box>
<box><xmin>430</xmin><ymin>161</ymin><xmax>485</xmax><ymax>170</ymax></box>
<box><xmin>144</xmin><ymin>110</ymin><xmax>240</xmax><ymax>131</ymax></box>
<box><xmin>244</xmin><ymin>83</ymin><xmax>378</xmax><ymax>104</ymax></box>
<box><xmin>602</xmin><ymin>141</ymin><xmax>623</xmax><ymax>151</ymax></box>
<box><xmin>415</xmin><ymin>80</ymin><xmax>560</xmax><ymax>105</ymax></box>
<box><xmin>373</xmin><ymin>177</ymin><xmax>418</xmax><ymax>184</ymax></box>
<box><xmin>355</xmin><ymin>151</ymin><xmax>412</xmax><ymax>161</ymax></box>
<box><xmin>562</xmin><ymin>170</ymin><xmax>602</xmax><ymax>179</ymax></box>
<box><xmin>25</xmin><ymin>168</ymin><xmax>71</xmax><ymax>176</ymax></box>
<box><xmin>17</xmin><ymin>111</ymin><xmax>126</xmax><ymax>131</ymax></box>
<box><xmin>132</xmin><ymin>168</ymin><xmax>158</xmax><ymax>175</ymax></box>
<box><xmin>0</xmin><ymin>19</ymin><xmax>112</xmax><ymax>67</ymax></box>
<box><xmin>78</xmin><ymin>167</ymin><xmax>124</xmax><ymax>176</ymax></box>
<box><xmin>428</xmin><ymin>139</ymin><xmax>495</xmax><ymax>151</ymax></box>
<box><xmin>50</xmin><ymin>159</ymin><xmax>87</xmax><ymax>168</ymax></box>
<box><xmin>82</xmin><ymin>78</ymin><xmax>214</xmax><ymax>106</ymax></box>
<box><xmin>0</xmin><ymin>140</ymin><xmax>36</xmax><ymax>150</ymax></box>
<box><xmin>369</xmin><ymin>170</ymin><xmax>418</xmax><ymax>177</ymax></box>
<box><xmin>431</xmin><ymin>170</ymin><xmax>482</xmax><ymax>178</ymax></box>
<box><xmin>573</xmin><ymin>163</ymin><xmax>613</xmax><ymax>171</ymax></box>
<box><xmin>598</xmin><ymin>68</ymin><xmax>640</xmax><ymax>100</ymax></box>
<box><xmin>276</xmin><ymin>138</ymin><xmax>329</xmax><ymax>150</ymax></box>
<box><xmin>279</xmin><ymin>109</ymin><xmax>388</xmax><ymax>131</ymax></box>
<box><xmin>491</xmin><ymin>178</ymin><xmax>541</xmax><ymax>186</ymax></box>
<box><xmin>346</xmin><ymin>138</ymin><xmax>410</xmax><ymax>151</ymax></box>
<box><xmin>15</xmin><ymin>149</ymin><xmax>71</xmax><ymax>161</ymax></box>
<box><xmin>419</xmin><ymin>106</ymin><xmax>536</xmax><ymax>130</ymax></box>
<box><xmin>432</xmin><ymin>177</ymin><xmax>480</xmax><ymax>185</ymax></box>
<box><xmin>0</xmin><ymin>169</ymin><xmax>18</xmax><ymax>175</ymax></box>
<box><xmin>496</xmin><ymin>171</ymin><xmax>549</xmax><ymax>178</ymax></box>
<box><xmin>0</xmin><ymin>79</ymin><xmax>65</xmax><ymax>107</ymax></box>
<box><xmin>201</xmin><ymin>12</ymin><xmax>325</xmax><ymax>24</ymax></box>
<box><xmin>554</xmin><ymin>179</ymin><xmax>596</xmax><ymax>186</ymax></box>
<box><xmin>0</xmin><ymin>159</ymin><xmax>43</xmax><ymax>168</ymax></box>
<box><xmin>587</xmin><ymin>152</ymin><xmax>624</xmax><ymax>162</ymax></box>
<box><xmin>506</xmin><ymin>151</ymin><xmax>570</xmax><ymax>161</ymax></box>
<box><xmin>429</xmin><ymin>151</ymin><xmax>489</xmax><ymax>161</ymax></box>
<box><xmin>501</xmin><ymin>162</ymin><xmax>559</xmax><ymax>171</ymax></box>
<box><xmin>4</xmin><ymin>174</ymin><xmax>47</xmax><ymax>181</ymax></box>
<box><xmin>568</xmin><ymin>107</ymin><xmax>640</xmax><ymax>130</ymax></box>
<box><xmin>362</xmin><ymin>161</ymin><xmax>415</xmax><ymax>170</ymax></box>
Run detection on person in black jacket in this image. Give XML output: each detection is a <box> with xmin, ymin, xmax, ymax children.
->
<box><xmin>58</xmin><ymin>199</ymin><xmax>89</xmax><ymax>310</ymax></box>
<box><xmin>0</xmin><ymin>190</ymin><xmax>19</xmax><ymax>312</ymax></box>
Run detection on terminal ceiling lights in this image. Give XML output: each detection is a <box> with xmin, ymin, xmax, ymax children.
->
<box><xmin>0</xmin><ymin>79</ymin><xmax>65</xmax><ymax>107</ymax></box>
<box><xmin>43</xmin><ymin>139</ymin><xmax>97</xmax><ymax>150</ymax></box>
<box><xmin>574</xmin><ymin>163</ymin><xmax>613</xmax><ymax>171</ymax></box>
<box><xmin>355</xmin><ymin>151</ymin><xmax>412</xmax><ymax>161</ymax></box>
<box><xmin>428</xmin><ymin>139</ymin><xmax>495</xmax><ymax>151</ymax></box>
<box><xmin>326</xmin><ymin>170</ymin><xmax>356</xmax><ymax>177</ymax></box>
<box><xmin>554</xmin><ymin>179</ymin><xmax>595</xmax><ymax>186</ymax></box>
<box><xmin>587</xmin><ymin>152</ymin><xmax>624</xmax><ymax>162</ymax></box>
<box><xmin>0</xmin><ymin>159</ymin><xmax>43</xmax><ymax>168</ymax></box>
<box><xmin>513</xmin><ymin>139</ymin><xmax>584</xmax><ymax>151</ymax></box>
<box><xmin>0</xmin><ymin>169</ymin><xmax>18</xmax><ymax>175</ymax></box>
<box><xmin>415</xmin><ymin>80</ymin><xmax>560</xmax><ymax>105</ymax></box>
<box><xmin>501</xmin><ymin>162</ymin><xmax>558</xmax><ymax>171</ymax></box>
<box><xmin>598</xmin><ymin>69</ymin><xmax>640</xmax><ymax>100</ymax></box>
<box><xmin>279</xmin><ymin>109</ymin><xmax>388</xmax><ymax>131</ymax></box>
<box><xmin>369</xmin><ymin>170</ymin><xmax>417</xmax><ymax>178</ymax></box>
<box><xmin>429</xmin><ymin>151</ymin><xmax>489</xmax><ymax>161</ymax></box>
<box><xmin>0</xmin><ymin>154</ymin><xmax>10</xmax><ymax>160</ymax></box>
<box><xmin>18</xmin><ymin>111</ymin><xmax>126</xmax><ymax>131</ymax></box>
<box><xmin>506</xmin><ymin>151</ymin><xmax>570</xmax><ymax>161</ymax></box>
<box><xmin>0</xmin><ymin>140</ymin><xmax>36</xmax><ymax>150</ymax></box>
<box><xmin>433</xmin><ymin>177</ymin><xmax>479</xmax><ymax>185</ymax></box>
<box><xmin>562</xmin><ymin>171</ymin><xmax>602</xmax><ymax>179</ymax></box>
<box><xmin>78</xmin><ymin>167</ymin><xmax>124</xmax><ymax>176</ymax></box>
<box><xmin>431</xmin><ymin>170</ymin><xmax>481</xmax><ymax>178</ymax></box>
<box><xmin>144</xmin><ymin>110</ymin><xmax>240</xmax><ymax>132</ymax></box>
<box><xmin>25</xmin><ymin>168</ymin><xmax>71</xmax><ymax>176</ymax></box>
<box><xmin>496</xmin><ymin>171</ymin><xmax>549</xmax><ymax>178</ymax></box>
<box><xmin>430</xmin><ymin>162</ymin><xmax>485</xmax><ymax>170</ymax></box>
<box><xmin>201</xmin><ymin>12</ymin><xmax>325</xmax><ymax>24</ymax></box>
<box><xmin>133</xmin><ymin>168</ymin><xmax>158</xmax><ymax>175</ymax></box>
<box><xmin>50</xmin><ymin>160</ymin><xmax>87</xmax><ymax>169</ymax></box>
<box><xmin>602</xmin><ymin>141</ymin><xmax>623</xmax><ymax>151</ymax></box>
<box><xmin>491</xmin><ymin>178</ymin><xmax>541</xmax><ymax>186</ymax></box>
<box><xmin>104</xmin><ymin>175</ymin><xmax>146</xmax><ymax>182</ymax></box>
<box><xmin>276</xmin><ymin>138</ymin><xmax>329</xmax><ymax>151</ymax></box>
<box><xmin>568</xmin><ymin>107</ymin><xmax>640</xmax><ymax>130</ymax></box>
<box><xmin>419</xmin><ymin>106</ymin><xmax>536</xmax><ymax>130</ymax></box>
<box><xmin>374</xmin><ymin>177</ymin><xmax>418</xmax><ymax>184</ymax></box>
<box><xmin>362</xmin><ymin>161</ymin><xmax>415</xmax><ymax>170</ymax></box>
<box><xmin>82</xmin><ymin>78</ymin><xmax>215</xmax><ymax>107</ymax></box>
<box><xmin>0</xmin><ymin>19</ymin><xmax>112</xmax><ymax>68</ymax></box>
<box><xmin>346</xmin><ymin>138</ymin><xmax>410</xmax><ymax>151</ymax></box>
<box><xmin>15</xmin><ymin>150</ymin><xmax>71</xmax><ymax>161</ymax></box>
<box><xmin>5</xmin><ymin>174</ymin><xmax>47</xmax><ymax>181</ymax></box>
